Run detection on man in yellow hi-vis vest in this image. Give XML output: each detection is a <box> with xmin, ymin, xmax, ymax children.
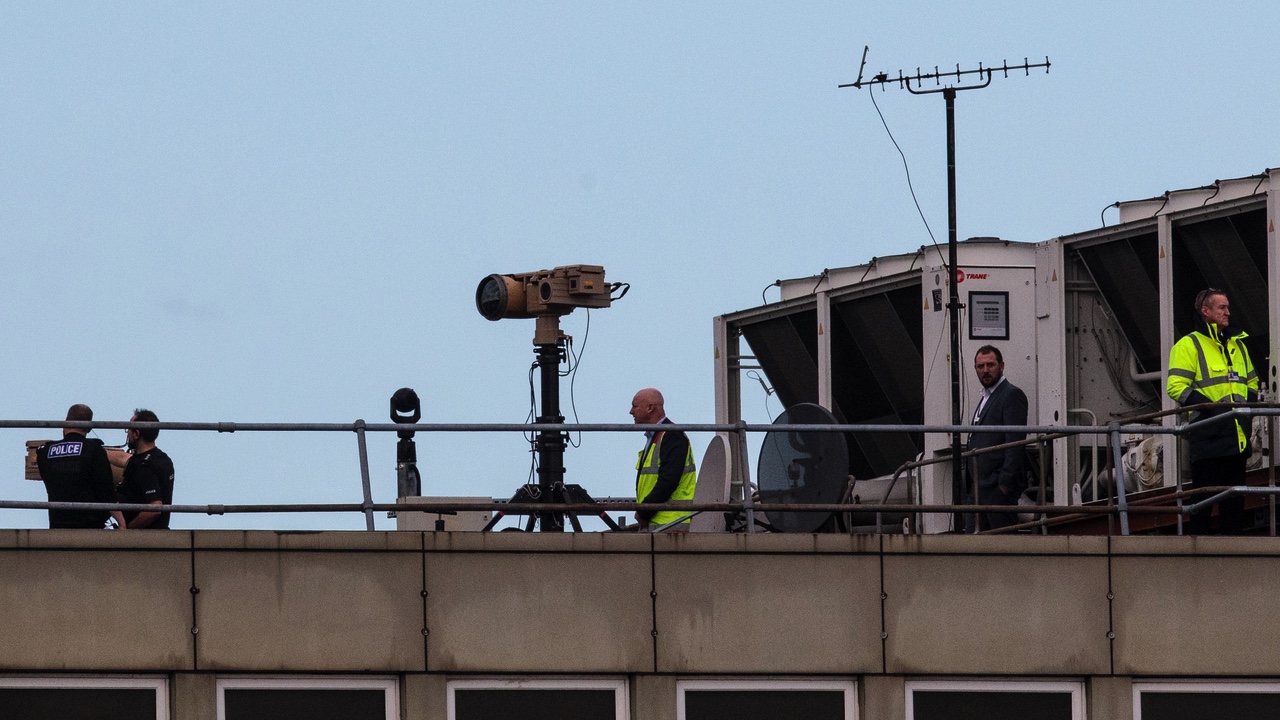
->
<box><xmin>1167</xmin><ymin>288</ymin><xmax>1259</xmax><ymax>534</ymax></box>
<box><xmin>630</xmin><ymin>388</ymin><xmax>697</xmax><ymax>531</ymax></box>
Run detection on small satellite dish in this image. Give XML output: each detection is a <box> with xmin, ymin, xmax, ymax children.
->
<box><xmin>756</xmin><ymin>403</ymin><xmax>849</xmax><ymax>533</ymax></box>
<box><xmin>690</xmin><ymin>434</ymin><xmax>731</xmax><ymax>532</ymax></box>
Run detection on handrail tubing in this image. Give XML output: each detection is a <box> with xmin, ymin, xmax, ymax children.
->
<box><xmin>0</xmin><ymin>498</ymin><xmax>1212</xmax><ymax>518</ymax></box>
<box><xmin>5</xmin><ymin>401</ymin><xmax>1273</xmax><ymax>435</ymax></box>
<box><xmin>11</xmin><ymin>402</ymin><xmax>1279</xmax><ymax>531</ymax></box>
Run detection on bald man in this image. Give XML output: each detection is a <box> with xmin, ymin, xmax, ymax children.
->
<box><xmin>630</xmin><ymin>388</ymin><xmax>698</xmax><ymax>531</ymax></box>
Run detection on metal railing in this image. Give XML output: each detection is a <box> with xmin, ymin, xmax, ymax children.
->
<box><xmin>7</xmin><ymin>404</ymin><xmax>1279</xmax><ymax>536</ymax></box>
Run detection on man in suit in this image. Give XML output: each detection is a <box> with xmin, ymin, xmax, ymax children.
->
<box><xmin>964</xmin><ymin>345</ymin><xmax>1029</xmax><ymax>533</ymax></box>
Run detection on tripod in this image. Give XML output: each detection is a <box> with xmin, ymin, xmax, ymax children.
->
<box><xmin>483</xmin><ymin>315</ymin><xmax>620</xmax><ymax>532</ymax></box>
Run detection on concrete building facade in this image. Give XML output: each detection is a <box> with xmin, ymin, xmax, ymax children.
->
<box><xmin>4</xmin><ymin>530</ymin><xmax>1280</xmax><ymax>719</ymax></box>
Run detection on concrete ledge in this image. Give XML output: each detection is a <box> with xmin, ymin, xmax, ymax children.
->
<box><xmin>883</xmin><ymin>552</ymin><xmax>1111</xmax><ymax>675</ymax></box>
<box><xmin>883</xmin><ymin>533</ymin><xmax>1109</xmax><ymax>556</ymax></box>
<box><xmin>655</xmin><ymin>553</ymin><xmax>882</xmax><ymax>673</ymax></box>
<box><xmin>1112</xmin><ymin>554</ymin><xmax>1280</xmax><ymax>674</ymax></box>
<box><xmin>1110</xmin><ymin>534</ymin><xmax>1280</xmax><ymax>557</ymax></box>
<box><xmin>192</xmin><ymin>529</ymin><xmax>424</xmax><ymax>551</ymax></box>
<box><xmin>652</xmin><ymin>532</ymin><xmax>880</xmax><ymax>554</ymax></box>
<box><xmin>422</xmin><ymin>530</ymin><xmax>652</xmax><ymax>553</ymax></box>
<box><xmin>0</xmin><ymin>549</ymin><xmax>193</xmax><ymax>670</ymax></box>
<box><xmin>196</xmin><ymin>550</ymin><xmax>425</xmax><ymax>671</ymax></box>
<box><xmin>0</xmin><ymin>528</ymin><xmax>192</xmax><ymax>550</ymax></box>
<box><xmin>425</xmin><ymin>552</ymin><xmax>652</xmax><ymax>672</ymax></box>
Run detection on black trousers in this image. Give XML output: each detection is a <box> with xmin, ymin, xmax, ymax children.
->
<box><xmin>963</xmin><ymin>483</ymin><xmax>1019</xmax><ymax>533</ymax></box>
<box><xmin>1188</xmin><ymin>453</ymin><xmax>1248</xmax><ymax>535</ymax></box>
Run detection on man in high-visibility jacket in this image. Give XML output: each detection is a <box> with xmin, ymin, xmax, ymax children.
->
<box><xmin>1167</xmin><ymin>288</ymin><xmax>1260</xmax><ymax>534</ymax></box>
<box><xmin>630</xmin><ymin>388</ymin><xmax>697</xmax><ymax>531</ymax></box>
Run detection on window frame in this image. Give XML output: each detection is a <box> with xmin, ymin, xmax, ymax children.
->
<box><xmin>676</xmin><ymin>678</ymin><xmax>858</xmax><ymax>720</ymax></box>
<box><xmin>0</xmin><ymin>675</ymin><xmax>169</xmax><ymax>720</ymax></box>
<box><xmin>216</xmin><ymin>675</ymin><xmax>399</xmax><ymax>720</ymax></box>
<box><xmin>1133</xmin><ymin>680</ymin><xmax>1280</xmax><ymax>720</ymax></box>
<box><xmin>447</xmin><ymin>676</ymin><xmax>630</xmax><ymax>720</ymax></box>
<box><xmin>905</xmin><ymin>679</ymin><xmax>1085</xmax><ymax>720</ymax></box>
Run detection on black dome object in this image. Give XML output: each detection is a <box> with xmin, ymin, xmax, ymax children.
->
<box><xmin>756</xmin><ymin>403</ymin><xmax>849</xmax><ymax>533</ymax></box>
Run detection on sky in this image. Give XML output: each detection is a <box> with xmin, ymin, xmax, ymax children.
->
<box><xmin>2</xmin><ymin>1</ymin><xmax>1276</xmax><ymax>530</ymax></box>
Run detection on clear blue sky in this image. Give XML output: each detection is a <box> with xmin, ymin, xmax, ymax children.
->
<box><xmin>2</xmin><ymin>2</ymin><xmax>1276</xmax><ymax>529</ymax></box>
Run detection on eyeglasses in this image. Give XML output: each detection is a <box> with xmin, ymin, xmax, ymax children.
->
<box><xmin>1194</xmin><ymin>288</ymin><xmax>1224</xmax><ymax>311</ymax></box>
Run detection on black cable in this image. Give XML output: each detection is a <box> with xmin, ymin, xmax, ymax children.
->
<box><xmin>1149</xmin><ymin>194</ymin><xmax>1168</xmax><ymax>219</ymax></box>
<box><xmin>1100</xmin><ymin>202</ymin><xmax>1118</xmax><ymax>227</ymax></box>
<box><xmin>868</xmin><ymin>88</ymin><xmax>942</xmax><ymax>265</ymax></box>
<box><xmin>565</xmin><ymin>310</ymin><xmax>590</xmax><ymax>449</ymax></box>
<box><xmin>560</xmin><ymin>335</ymin><xmax>574</xmax><ymax>378</ymax></box>
<box><xmin>811</xmin><ymin>269</ymin><xmax>829</xmax><ymax>294</ymax></box>
<box><xmin>761</xmin><ymin>280</ymin><xmax>780</xmax><ymax>305</ymax></box>
<box><xmin>1200</xmin><ymin>182</ymin><xmax>1220</xmax><ymax>207</ymax></box>
<box><xmin>747</xmin><ymin>370</ymin><xmax>776</xmax><ymax>421</ymax></box>
<box><xmin>525</xmin><ymin>362</ymin><xmax>538</xmax><ymax>484</ymax></box>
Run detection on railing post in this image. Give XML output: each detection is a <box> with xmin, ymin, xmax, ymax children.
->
<box><xmin>1038</xmin><ymin>436</ymin><xmax>1049</xmax><ymax>534</ymax></box>
<box><xmin>1270</xmin><ymin>413</ymin><xmax>1276</xmax><ymax>537</ymax></box>
<box><xmin>737</xmin><ymin>420</ymin><xmax>756</xmax><ymax>533</ymax></box>
<box><xmin>1175</xmin><ymin>433</ymin><xmax>1184</xmax><ymax>537</ymax></box>
<box><xmin>1108</xmin><ymin>423</ymin><xmax>1131</xmax><ymax>536</ymax></box>
<box><xmin>354</xmin><ymin>419</ymin><xmax>375</xmax><ymax>531</ymax></box>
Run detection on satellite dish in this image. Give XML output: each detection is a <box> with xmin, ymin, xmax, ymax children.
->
<box><xmin>756</xmin><ymin>403</ymin><xmax>849</xmax><ymax>533</ymax></box>
<box><xmin>690</xmin><ymin>434</ymin><xmax>731</xmax><ymax>532</ymax></box>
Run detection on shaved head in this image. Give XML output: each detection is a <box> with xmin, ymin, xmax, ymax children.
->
<box><xmin>630</xmin><ymin>388</ymin><xmax>666</xmax><ymax>424</ymax></box>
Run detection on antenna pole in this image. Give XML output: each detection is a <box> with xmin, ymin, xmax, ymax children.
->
<box><xmin>945</xmin><ymin>87</ymin><xmax>962</xmax><ymax>531</ymax></box>
<box><xmin>841</xmin><ymin>53</ymin><xmax>1050</xmax><ymax>532</ymax></box>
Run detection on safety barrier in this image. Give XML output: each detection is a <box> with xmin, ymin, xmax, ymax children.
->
<box><xmin>6</xmin><ymin>404</ymin><xmax>1278</xmax><ymax>536</ymax></box>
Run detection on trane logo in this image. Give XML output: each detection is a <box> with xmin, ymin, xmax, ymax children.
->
<box><xmin>48</xmin><ymin>442</ymin><xmax>83</xmax><ymax>458</ymax></box>
<box><xmin>955</xmin><ymin>269</ymin><xmax>989</xmax><ymax>283</ymax></box>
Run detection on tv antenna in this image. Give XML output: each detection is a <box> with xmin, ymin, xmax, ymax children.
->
<box><xmin>840</xmin><ymin>48</ymin><xmax>1049</xmax><ymax>529</ymax></box>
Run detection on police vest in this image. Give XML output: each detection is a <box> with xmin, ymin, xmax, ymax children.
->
<box><xmin>35</xmin><ymin>435</ymin><xmax>114</xmax><ymax>529</ymax></box>
<box><xmin>636</xmin><ymin>432</ymin><xmax>697</xmax><ymax>526</ymax></box>
<box><xmin>1167</xmin><ymin>324</ymin><xmax>1259</xmax><ymax>458</ymax></box>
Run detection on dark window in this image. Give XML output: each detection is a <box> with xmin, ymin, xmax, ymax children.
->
<box><xmin>912</xmin><ymin>690</ymin><xmax>1073</xmax><ymax>720</ymax></box>
<box><xmin>454</xmin><ymin>688</ymin><xmax>618</xmax><ymax>720</ymax></box>
<box><xmin>685</xmin><ymin>689</ymin><xmax>846</xmax><ymax>720</ymax></box>
<box><xmin>1140</xmin><ymin>691</ymin><xmax>1280</xmax><ymax>719</ymax></box>
<box><xmin>224</xmin><ymin>688</ymin><xmax>386</xmax><ymax>720</ymax></box>
<box><xmin>0</xmin><ymin>687</ymin><xmax>157</xmax><ymax>720</ymax></box>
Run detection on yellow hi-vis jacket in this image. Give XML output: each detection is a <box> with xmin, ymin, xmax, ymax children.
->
<box><xmin>1167</xmin><ymin>322</ymin><xmax>1259</xmax><ymax>461</ymax></box>
<box><xmin>635</xmin><ymin>431</ymin><xmax>697</xmax><ymax>526</ymax></box>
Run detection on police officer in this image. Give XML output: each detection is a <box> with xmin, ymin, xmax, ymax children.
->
<box><xmin>1167</xmin><ymin>288</ymin><xmax>1260</xmax><ymax>534</ymax></box>
<box><xmin>35</xmin><ymin>404</ymin><xmax>126</xmax><ymax>529</ymax></box>
<box><xmin>630</xmin><ymin>388</ymin><xmax>697</xmax><ymax>531</ymax></box>
<box><xmin>107</xmin><ymin>408</ymin><xmax>175</xmax><ymax>529</ymax></box>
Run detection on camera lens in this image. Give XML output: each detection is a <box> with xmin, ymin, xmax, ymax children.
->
<box><xmin>476</xmin><ymin>275</ymin><xmax>509</xmax><ymax>321</ymax></box>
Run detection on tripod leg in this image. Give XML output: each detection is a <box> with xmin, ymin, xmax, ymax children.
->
<box><xmin>481</xmin><ymin>511</ymin><xmax>506</xmax><ymax>532</ymax></box>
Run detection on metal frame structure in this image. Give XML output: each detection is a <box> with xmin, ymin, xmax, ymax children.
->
<box><xmin>713</xmin><ymin>170</ymin><xmax>1279</xmax><ymax>533</ymax></box>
